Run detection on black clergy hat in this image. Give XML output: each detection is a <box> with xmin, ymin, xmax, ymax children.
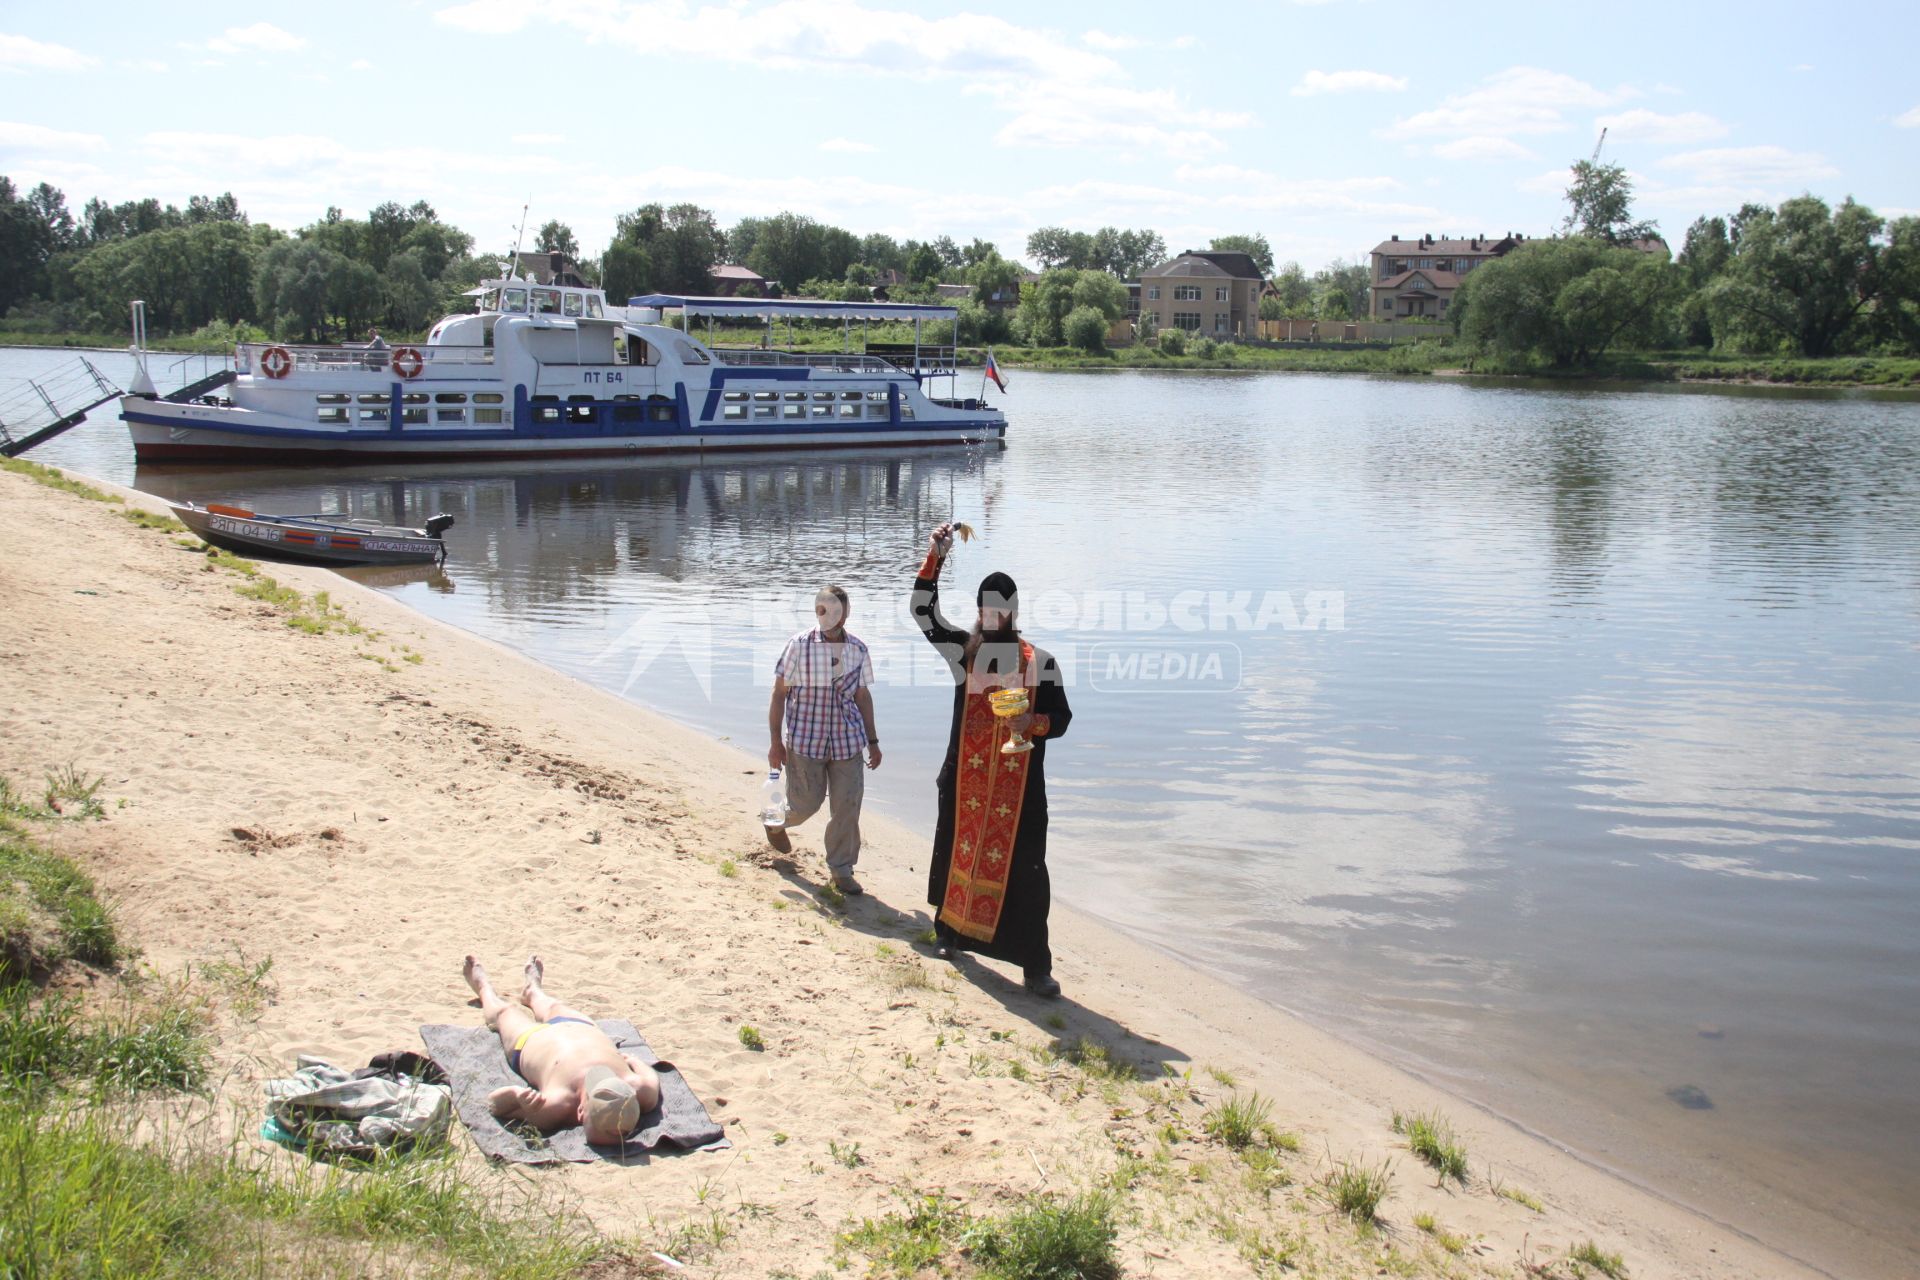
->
<box><xmin>976</xmin><ymin>571</ymin><xmax>1018</xmax><ymax>609</ymax></box>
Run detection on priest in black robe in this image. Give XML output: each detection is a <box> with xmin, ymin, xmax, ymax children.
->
<box><xmin>911</xmin><ymin>522</ymin><xmax>1073</xmax><ymax>997</ymax></box>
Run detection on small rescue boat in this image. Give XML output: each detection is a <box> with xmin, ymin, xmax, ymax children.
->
<box><xmin>173</xmin><ymin>501</ymin><xmax>453</xmax><ymax>565</ymax></box>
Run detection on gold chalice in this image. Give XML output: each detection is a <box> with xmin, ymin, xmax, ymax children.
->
<box><xmin>988</xmin><ymin>687</ymin><xmax>1033</xmax><ymax>755</ymax></box>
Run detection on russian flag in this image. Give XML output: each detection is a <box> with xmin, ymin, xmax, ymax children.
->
<box><xmin>983</xmin><ymin>348</ymin><xmax>1008</xmax><ymax>392</ymax></box>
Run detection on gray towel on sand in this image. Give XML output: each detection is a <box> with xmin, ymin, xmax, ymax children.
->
<box><xmin>419</xmin><ymin>1019</ymin><xmax>727</xmax><ymax>1164</ymax></box>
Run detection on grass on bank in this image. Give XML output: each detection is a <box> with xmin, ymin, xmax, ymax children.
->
<box><xmin>0</xmin><ymin>806</ymin><xmax>623</xmax><ymax>1280</ymax></box>
<box><xmin>836</xmin><ymin>1189</ymin><xmax>1120</xmax><ymax>1280</ymax></box>
<box><xmin>0</xmin><ymin>457</ymin><xmax>186</xmax><ymax>533</ymax></box>
<box><xmin>1318</xmin><ymin>1157</ymin><xmax>1393</xmax><ymax>1224</ymax></box>
<box><xmin>0</xmin><ymin>810</ymin><xmax>119</xmax><ymax>983</ymax></box>
<box><xmin>1392</xmin><ymin>1108</ymin><xmax>1470</xmax><ymax>1183</ymax></box>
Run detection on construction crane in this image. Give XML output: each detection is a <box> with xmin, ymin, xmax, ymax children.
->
<box><xmin>1590</xmin><ymin>127</ymin><xmax>1608</xmax><ymax>163</ymax></box>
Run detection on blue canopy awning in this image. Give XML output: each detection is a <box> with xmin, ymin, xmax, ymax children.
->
<box><xmin>627</xmin><ymin>294</ymin><xmax>958</xmax><ymax>322</ymax></box>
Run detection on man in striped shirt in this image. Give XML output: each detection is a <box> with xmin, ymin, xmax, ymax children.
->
<box><xmin>766</xmin><ymin>585</ymin><xmax>882</xmax><ymax>893</ymax></box>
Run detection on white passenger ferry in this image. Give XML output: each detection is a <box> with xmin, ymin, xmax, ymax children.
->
<box><xmin>120</xmin><ymin>281</ymin><xmax>1006</xmax><ymax>463</ymax></box>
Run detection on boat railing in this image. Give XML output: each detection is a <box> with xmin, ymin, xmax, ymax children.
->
<box><xmin>866</xmin><ymin>342</ymin><xmax>958</xmax><ymax>372</ymax></box>
<box><xmin>710</xmin><ymin>348</ymin><xmax>904</xmax><ymax>374</ymax></box>
<box><xmin>237</xmin><ymin>343</ymin><xmax>495</xmax><ymax>376</ymax></box>
<box><xmin>166</xmin><ymin>351</ymin><xmax>235</xmax><ymax>389</ymax></box>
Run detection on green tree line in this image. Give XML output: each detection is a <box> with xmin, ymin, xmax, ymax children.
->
<box><xmin>1450</xmin><ymin>160</ymin><xmax>1920</xmax><ymax>366</ymax></box>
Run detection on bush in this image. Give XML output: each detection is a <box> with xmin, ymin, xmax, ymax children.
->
<box><xmin>0</xmin><ymin>819</ymin><xmax>119</xmax><ymax>983</ymax></box>
<box><xmin>1063</xmin><ymin>305</ymin><xmax>1108</xmax><ymax>354</ymax></box>
<box><xmin>1192</xmin><ymin>336</ymin><xmax>1218</xmax><ymax>361</ymax></box>
<box><xmin>963</xmin><ymin>1192</ymin><xmax>1119</xmax><ymax>1280</ymax></box>
<box><xmin>1156</xmin><ymin>328</ymin><xmax>1186</xmax><ymax>356</ymax></box>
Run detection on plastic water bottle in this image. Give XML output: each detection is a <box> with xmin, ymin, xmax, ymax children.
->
<box><xmin>759</xmin><ymin>770</ymin><xmax>787</xmax><ymax>826</ymax></box>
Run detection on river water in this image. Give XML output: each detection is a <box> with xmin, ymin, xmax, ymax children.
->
<box><xmin>11</xmin><ymin>347</ymin><xmax>1920</xmax><ymax>1276</ymax></box>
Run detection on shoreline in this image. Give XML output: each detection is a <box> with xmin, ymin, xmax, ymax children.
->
<box><xmin>0</xmin><ymin>461</ymin><xmax>1871</xmax><ymax>1277</ymax></box>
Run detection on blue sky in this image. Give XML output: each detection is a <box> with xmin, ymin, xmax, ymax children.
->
<box><xmin>3</xmin><ymin>1</ymin><xmax>1916</xmax><ymax>272</ymax></box>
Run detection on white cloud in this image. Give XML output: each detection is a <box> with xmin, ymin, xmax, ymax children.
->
<box><xmin>208</xmin><ymin>23</ymin><xmax>306</xmax><ymax>55</ymax></box>
<box><xmin>1656</xmin><ymin>145</ymin><xmax>1838</xmax><ymax>188</ymax></box>
<box><xmin>1517</xmin><ymin>168</ymin><xmax>1569</xmax><ymax>196</ymax></box>
<box><xmin>0</xmin><ymin>120</ymin><xmax>109</xmax><ymax>153</ymax></box>
<box><xmin>1395</xmin><ymin>66</ymin><xmax>1631</xmax><ymax>138</ymax></box>
<box><xmin>349</xmin><ymin>58</ymin><xmax>374</xmax><ymax>71</ymax></box>
<box><xmin>1291</xmin><ymin>69</ymin><xmax>1407</xmax><ymax>97</ymax></box>
<box><xmin>433</xmin><ymin>0</ymin><xmax>527</xmax><ymax>35</ymax></box>
<box><xmin>982</xmin><ymin>78</ymin><xmax>1251</xmax><ymax>156</ymax></box>
<box><xmin>433</xmin><ymin>0</ymin><xmax>1238</xmax><ymax>155</ymax></box>
<box><xmin>1082</xmin><ymin>29</ymin><xmax>1143</xmax><ymax>51</ymax></box>
<box><xmin>1896</xmin><ymin>106</ymin><xmax>1920</xmax><ymax>128</ymax></box>
<box><xmin>1429</xmin><ymin>136</ymin><xmax>1535</xmax><ymax>163</ymax></box>
<box><xmin>819</xmin><ymin>137</ymin><xmax>875</xmax><ymax>153</ymax></box>
<box><xmin>1596</xmin><ymin>108</ymin><xmax>1728</xmax><ymax>145</ymax></box>
<box><xmin>511</xmin><ymin>132</ymin><xmax>565</xmax><ymax>145</ymax></box>
<box><xmin>0</xmin><ymin>32</ymin><xmax>97</xmax><ymax>72</ymax></box>
<box><xmin>437</xmin><ymin>1</ymin><xmax>1113</xmax><ymax>81</ymax></box>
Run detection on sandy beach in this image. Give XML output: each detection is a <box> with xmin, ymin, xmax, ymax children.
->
<box><xmin>0</xmin><ymin>462</ymin><xmax>1831</xmax><ymax>1279</ymax></box>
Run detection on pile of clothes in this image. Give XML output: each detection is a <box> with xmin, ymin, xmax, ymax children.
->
<box><xmin>262</xmin><ymin>1051</ymin><xmax>451</xmax><ymax>1160</ymax></box>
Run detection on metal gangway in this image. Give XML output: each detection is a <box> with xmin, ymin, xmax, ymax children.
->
<box><xmin>0</xmin><ymin>357</ymin><xmax>122</xmax><ymax>459</ymax></box>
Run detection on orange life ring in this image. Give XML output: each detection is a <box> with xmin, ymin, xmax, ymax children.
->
<box><xmin>391</xmin><ymin>346</ymin><xmax>424</xmax><ymax>379</ymax></box>
<box><xmin>259</xmin><ymin>346</ymin><xmax>293</xmax><ymax>379</ymax></box>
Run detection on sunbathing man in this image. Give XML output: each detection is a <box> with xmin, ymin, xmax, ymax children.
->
<box><xmin>462</xmin><ymin>954</ymin><xmax>661</xmax><ymax>1144</ymax></box>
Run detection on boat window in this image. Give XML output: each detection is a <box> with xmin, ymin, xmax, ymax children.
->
<box><xmin>899</xmin><ymin>405</ymin><xmax>914</xmax><ymax>419</ymax></box>
<box><xmin>723</xmin><ymin>391</ymin><xmax>748</xmax><ymax>402</ymax></box>
<box><xmin>784</xmin><ymin>405</ymin><xmax>804</xmax><ymax>418</ymax></box>
<box><xmin>674</xmin><ymin>339</ymin><xmax>710</xmax><ymax>365</ymax></box>
<box><xmin>627</xmin><ymin>337</ymin><xmax>656</xmax><ymax>366</ymax></box>
<box><xmin>481</xmin><ymin>290</ymin><xmax>500</xmax><ymax>311</ymax></box>
<box><xmin>436</xmin><ymin>408</ymin><xmax>465</xmax><ymax>422</ymax></box>
<box><xmin>360</xmin><ymin>408</ymin><xmax>388</xmax><ymax>421</ymax></box>
<box><xmin>569</xmin><ymin>405</ymin><xmax>594</xmax><ymax>423</ymax></box>
<box><xmin>784</xmin><ymin>391</ymin><xmax>806</xmax><ymax>401</ymax></box>
<box><xmin>315</xmin><ymin>393</ymin><xmax>349</xmax><ymax>405</ymax></box>
<box><xmin>531</xmin><ymin>394</ymin><xmax>560</xmax><ymax>402</ymax></box>
<box><xmin>812</xmin><ymin>405</ymin><xmax>832</xmax><ymax>417</ymax></box>
<box><xmin>568</xmin><ymin>394</ymin><xmax>593</xmax><ymax>402</ymax></box>
<box><xmin>317</xmin><ymin>407</ymin><xmax>348</xmax><ymax>423</ymax></box>
<box><xmin>723</xmin><ymin>405</ymin><xmax>747</xmax><ymax>419</ymax></box>
<box><xmin>841</xmin><ymin>391</ymin><xmax>863</xmax><ymax>401</ymax></box>
<box><xmin>754</xmin><ymin>405</ymin><xmax>775</xmax><ymax>418</ymax></box>
<box><xmin>753</xmin><ymin>391</ymin><xmax>778</xmax><ymax>401</ymax></box>
<box><xmin>868</xmin><ymin>403</ymin><xmax>886</xmax><ymax>418</ymax></box>
<box><xmin>813</xmin><ymin>391</ymin><xmax>834</xmax><ymax>402</ymax></box>
<box><xmin>474</xmin><ymin>392</ymin><xmax>504</xmax><ymax>404</ymax></box>
<box><xmin>435</xmin><ymin>392</ymin><xmax>467</xmax><ymax>404</ymax></box>
<box><xmin>866</xmin><ymin>391</ymin><xmax>888</xmax><ymax>402</ymax></box>
<box><xmin>501</xmin><ymin>288</ymin><xmax>528</xmax><ymax>313</ymax></box>
<box><xmin>650</xmin><ymin>405</ymin><xmax>676</xmax><ymax>422</ymax></box>
<box><xmin>562</xmin><ymin>292</ymin><xmax>584</xmax><ymax>318</ymax></box>
<box><xmin>533</xmin><ymin>289</ymin><xmax>560</xmax><ymax>314</ymax></box>
<box><xmin>587</xmin><ymin>295</ymin><xmax>604</xmax><ymax>318</ymax></box>
<box><xmin>535</xmin><ymin>406</ymin><xmax>562</xmax><ymax>422</ymax></box>
<box><xmin>402</xmin><ymin>393</ymin><xmax>428</xmax><ymax>404</ymax></box>
<box><xmin>839</xmin><ymin>404</ymin><xmax>860</xmax><ymax>418</ymax></box>
<box><xmin>357</xmin><ymin>393</ymin><xmax>387</xmax><ymax>405</ymax></box>
<box><xmin>403</xmin><ymin>407</ymin><xmax>428</xmax><ymax>424</ymax></box>
<box><xmin>475</xmin><ymin>407</ymin><xmax>504</xmax><ymax>424</ymax></box>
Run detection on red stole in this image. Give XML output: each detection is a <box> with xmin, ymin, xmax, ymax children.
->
<box><xmin>938</xmin><ymin>641</ymin><xmax>1036</xmax><ymax>942</ymax></box>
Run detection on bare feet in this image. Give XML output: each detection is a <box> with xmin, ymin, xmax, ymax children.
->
<box><xmin>521</xmin><ymin>954</ymin><xmax>545</xmax><ymax>1005</ymax></box>
<box><xmin>463</xmin><ymin>954</ymin><xmax>491</xmax><ymax>997</ymax></box>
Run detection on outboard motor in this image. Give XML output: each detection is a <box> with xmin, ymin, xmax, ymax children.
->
<box><xmin>424</xmin><ymin>514</ymin><xmax>456</xmax><ymax>539</ymax></box>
